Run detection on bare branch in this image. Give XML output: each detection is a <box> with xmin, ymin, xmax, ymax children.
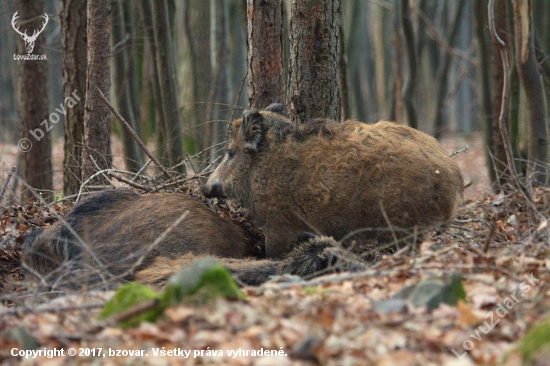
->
<box><xmin>96</xmin><ymin>88</ymin><xmax>173</xmax><ymax>180</ymax></box>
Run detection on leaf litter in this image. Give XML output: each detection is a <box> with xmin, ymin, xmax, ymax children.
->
<box><xmin>0</xmin><ymin>185</ymin><xmax>549</xmax><ymax>365</ymax></box>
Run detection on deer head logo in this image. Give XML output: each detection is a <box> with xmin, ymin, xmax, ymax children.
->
<box><xmin>11</xmin><ymin>11</ymin><xmax>49</xmax><ymax>54</ymax></box>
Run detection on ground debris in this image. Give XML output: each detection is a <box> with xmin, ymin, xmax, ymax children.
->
<box><xmin>0</xmin><ymin>188</ymin><xmax>548</xmax><ymax>365</ymax></box>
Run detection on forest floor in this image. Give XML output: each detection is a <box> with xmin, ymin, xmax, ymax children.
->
<box><xmin>1</xmin><ymin>134</ymin><xmax>549</xmax><ymax>365</ymax></box>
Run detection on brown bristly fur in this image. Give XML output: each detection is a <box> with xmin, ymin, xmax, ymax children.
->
<box><xmin>203</xmin><ymin>109</ymin><xmax>464</xmax><ymax>258</ymax></box>
<box><xmin>23</xmin><ymin>189</ymin><xmax>356</xmax><ymax>289</ymax></box>
<box><xmin>22</xmin><ymin>189</ymin><xmax>256</xmax><ymax>289</ymax></box>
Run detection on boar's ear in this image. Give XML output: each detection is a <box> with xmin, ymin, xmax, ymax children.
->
<box><xmin>264</xmin><ymin>103</ymin><xmax>287</xmax><ymax>116</ymax></box>
<box><xmin>241</xmin><ymin>110</ymin><xmax>266</xmax><ymax>153</ymax></box>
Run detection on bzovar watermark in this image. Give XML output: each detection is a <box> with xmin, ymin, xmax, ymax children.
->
<box><xmin>12</xmin><ymin>11</ymin><xmax>48</xmax><ymax>61</ymax></box>
<box><xmin>18</xmin><ymin>90</ymin><xmax>81</xmax><ymax>152</ymax></box>
<box><xmin>452</xmin><ymin>273</ymin><xmax>540</xmax><ymax>359</ymax></box>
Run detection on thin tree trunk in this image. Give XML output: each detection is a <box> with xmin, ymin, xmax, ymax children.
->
<box><xmin>16</xmin><ymin>0</ymin><xmax>53</xmax><ymax>201</ymax></box>
<box><xmin>61</xmin><ymin>0</ymin><xmax>87</xmax><ymax>196</ymax></box>
<box><xmin>123</xmin><ymin>1</ymin><xmax>143</xmax><ymax>145</ymax></box>
<box><xmin>0</xmin><ymin>2</ymin><xmax>18</xmax><ymax>143</ymax></box>
<box><xmin>151</xmin><ymin>0</ymin><xmax>185</xmax><ymax>171</ymax></box>
<box><xmin>288</xmin><ymin>0</ymin><xmax>340</xmax><ymax>123</ymax></box>
<box><xmin>338</xmin><ymin>22</ymin><xmax>349</xmax><ymax>121</ymax></box>
<box><xmin>506</xmin><ymin>0</ymin><xmax>521</xmax><ymax>173</ymax></box>
<box><xmin>489</xmin><ymin>0</ymin><xmax>510</xmax><ymax>185</ymax></box>
<box><xmin>433</xmin><ymin>0</ymin><xmax>467</xmax><ymax>139</ymax></box>
<box><xmin>112</xmin><ymin>0</ymin><xmax>143</xmax><ymax>173</ymax></box>
<box><xmin>393</xmin><ymin>1</ymin><xmax>403</xmax><ymax>125</ymax></box>
<box><xmin>183</xmin><ymin>0</ymin><xmax>211</xmax><ymax>153</ymax></box>
<box><xmin>229</xmin><ymin>0</ymin><xmax>248</xmax><ymax>109</ymax></box>
<box><xmin>246</xmin><ymin>0</ymin><xmax>284</xmax><ymax>109</ymax></box>
<box><xmin>345</xmin><ymin>0</ymin><xmax>369</xmax><ymax>121</ymax></box>
<box><xmin>81</xmin><ymin>0</ymin><xmax>112</xmax><ymax>184</ymax></box>
<box><xmin>512</xmin><ymin>0</ymin><xmax>549</xmax><ymax>184</ymax></box>
<box><xmin>374</xmin><ymin>3</ymin><xmax>387</xmax><ymax>119</ymax></box>
<box><xmin>139</xmin><ymin>0</ymin><xmax>167</xmax><ymax>167</ymax></box>
<box><xmin>207</xmin><ymin>0</ymin><xmax>231</xmax><ymax>156</ymax></box>
<box><xmin>474</xmin><ymin>0</ymin><xmax>496</xmax><ymax>186</ymax></box>
<box><xmin>401</xmin><ymin>0</ymin><xmax>418</xmax><ymax>129</ymax></box>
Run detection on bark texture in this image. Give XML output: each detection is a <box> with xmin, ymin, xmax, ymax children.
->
<box><xmin>183</xmin><ymin>0</ymin><xmax>211</xmax><ymax>150</ymax></box>
<box><xmin>288</xmin><ymin>0</ymin><xmax>340</xmax><ymax>123</ymax></box>
<box><xmin>490</xmin><ymin>0</ymin><xmax>511</xmax><ymax>185</ymax></box>
<box><xmin>474</xmin><ymin>0</ymin><xmax>496</xmax><ymax>186</ymax></box>
<box><xmin>16</xmin><ymin>0</ymin><xmax>53</xmax><ymax>201</ymax></box>
<box><xmin>151</xmin><ymin>0</ymin><xmax>185</xmax><ymax>170</ymax></box>
<box><xmin>61</xmin><ymin>0</ymin><xmax>87</xmax><ymax>196</ymax></box>
<box><xmin>81</xmin><ymin>0</ymin><xmax>112</xmax><ymax>184</ymax></box>
<box><xmin>433</xmin><ymin>0</ymin><xmax>467</xmax><ymax>138</ymax></box>
<box><xmin>112</xmin><ymin>0</ymin><xmax>144</xmax><ymax>173</ymax></box>
<box><xmin>401</xmin><ymin>0</ymin><xmax>418</xmax><ymax>129</ymax></box>
<box><xmin>512</xmin><ymin>0</ymin><xmax>549</xmax><ymax>184</ymax></box>
<box><xmin>139</xmin><ymin>0</ymin><xmax>167</xmax><ymax>165</ymax></box>
<box><xmin>246</xmin><ymin>0</ymin><xmax>284</xmax><ymax>109</ymax></box>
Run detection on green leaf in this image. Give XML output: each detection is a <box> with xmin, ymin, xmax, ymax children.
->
<box><xmin>162</xmin><ymin>258</ymin><xmax>245</xmax><ymax>307</ymax></box>
<box><xmin>98</xmin><ymin>282</ymin><xmax>162</xmax><ymax>328</ymax></box>
<box><xmin>373</xmin><ymin>272</ymin><xmax>466</xmax><ymax>313</ymax></box>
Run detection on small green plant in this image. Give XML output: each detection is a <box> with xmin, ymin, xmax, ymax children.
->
<box><xmin>98</xmin><ymin>258</ymin><xmax>245</xmax><ymax>328</ymax></box>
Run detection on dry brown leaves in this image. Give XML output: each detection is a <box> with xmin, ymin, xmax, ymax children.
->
<box><xmin>0</xmin><ymin>186</ymin><xmax>549</xmax><ymax>365</ymax></box>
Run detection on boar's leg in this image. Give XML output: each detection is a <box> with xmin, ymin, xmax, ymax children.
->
<box><xmin>136</xmin><ymin>235</ymin><xmax>367</xmax><ymax>287</ymax></box>
<box><xmin>135</xmin><ymin>254</ymin><xmax>279</xmax><ymax>287</ymax></box>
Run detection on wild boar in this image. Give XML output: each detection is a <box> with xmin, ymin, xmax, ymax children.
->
<box><xmin>201</xmin><ymin>108</ymin><xmax>464</xmax><ymax>258</ymax></box>
<box><xmin>22</xmin><ymin>189</ymin><xmax>353</xmax><ymax>289</ymax></box>
<box><xmin>22</xmin><ymin>189</ymin><xmax>257</xmax><ymax>289</ymax></box>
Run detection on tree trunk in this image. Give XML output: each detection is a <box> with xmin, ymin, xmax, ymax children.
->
<box><xmin>401</xmin><ymin>0</ymin><xmax>418</xmax><ymax>129</ymax></box>
<box><xmin>344</xmin><ymin>0</ymin><xmax>369</xmax><ymax>121</ymax></box>
<box><xmin>474</xmin><ymin>0</ymin><xmax>496</xmax><ymax>186</ymax></box>
<box><xmin>229</xmin><ymin>0</ymin><xmax>248</xmax><ymax>109</ymax></box>
<box><xmin>506</xmin><ymin>0</ymin><xmax>522</xmax><ymax>174</ymax></box>
<box><xmin>81</xmin><ymin>0</ymin><xmax>112</xmax><ymax>184</ymax></box>
<box><xmin>123</xmin><ymin>1</ymin><xmax>144</xmax><ymax>150</ymax></box>
<box><xmin>112</xmin><ymin>0</ymin><xmax>144</xmax><ymax>173</ymax></box>
<box><xmin>151</xmin><ymin>0</ymin><xmax>185</xmax><ymax>171</ymax></box>
<box><xmin>288</xmin><ymin>0</ymin><xmax>340</xmax><ymax>123</ymax></box>
<box><xmin>489</xmin><ymin>0</ymin><xmax>512</xmax><ymax>186</ymax></box>
<box><xmin>374</xmin><ymin>3</ymin><xmax>388</xmax><ymax>119</ymax></box>
<box><xmin>433</xmin><ymin>0</ymin><xmax>467</xmax><ymax>139</ymax></box>
<box><xmin>512</xmin><ymin>0</ymin><xmax>549</xmax><ymax>184</ymax></box>
<box><xmin>392</xmin><ymin>0</ymin><xmax>403</xmax><ymax>125</ymax></box>
<box><xmin>246</xmin><ymin>0</ymin><xmax>284</xmax><ymax>109</ymax></box>
<box><xmin>139</xmin><ymin>0</ymin><xmax>168</xmax><ymax>167</ymax></box>
<box><xmin>16</xmin><ymin>0</ymin><xmax>53</xmax><ymax>201</ymax></box>
<box><xmin>338</xmin><ymin>22</ymin><xmax>349</xmax><ymax>121</ymax></box>
<box><xmin>183</xmin><ymin>0</ymin><xmax>211</xmax><ymax>153</ymax></box>
<box><xmin>0</xmin><ymin>2</ymin><xmax>18</xmax><ymax>143</ymax></box>
<box><xmin>61</xmin><ymin>0</ymin><xmax>87</xmax><ymax>196</ymax></box>
<box><xmin>206</xmin><ymin>0</ymin><xmax>231</xmax><ymax>157</ymax></box>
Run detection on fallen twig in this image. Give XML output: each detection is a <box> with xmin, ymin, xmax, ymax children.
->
<box><xmin>149</xmin><ymin>171</ymin><xmax>213</xmax><ymax>193</ymax></box>
<box><xmin>448</xmin><ymin>145</ymin><xmax>469</xmax><ymax>157</ymax></box>
<box><xmin>88</xmin><ymin>299</ymin><xmax>160</xmax><ymax>333</ymax></box>
<box><xmin>108</xmin><ymin>172</ymin><xmax>152</xmax><ymax>191</ymax></box>
<box><xmin>132</xmin><ymin>158</ymin><xmax>152</xmax><ymax>182</ymax></box>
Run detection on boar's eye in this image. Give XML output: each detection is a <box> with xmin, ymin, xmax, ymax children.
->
<box><xmin>227</xmin><ymin>148</ymin><xmax>236</xmax><ymax>159</ymax></box>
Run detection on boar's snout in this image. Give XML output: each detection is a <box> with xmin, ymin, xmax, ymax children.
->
<box><xmin>200</xmin><ymin>180</ymin><xmax>226</xmax><ymax>199</ymax></box>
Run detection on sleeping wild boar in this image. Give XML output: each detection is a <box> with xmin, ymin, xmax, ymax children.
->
<box><xmin>201</xmin><ymin>106</ymin><xmax>464</xmax><ymax>258</ymax></box>
<box><xmin>22</xmin><ymin>189</ymin><xmax>257</xmax><ymax>289</ymax></box>
<box><xmin>22</xmin><ymin>189</ymin><xmax>350</xmax><ymax>289</ymax></box>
